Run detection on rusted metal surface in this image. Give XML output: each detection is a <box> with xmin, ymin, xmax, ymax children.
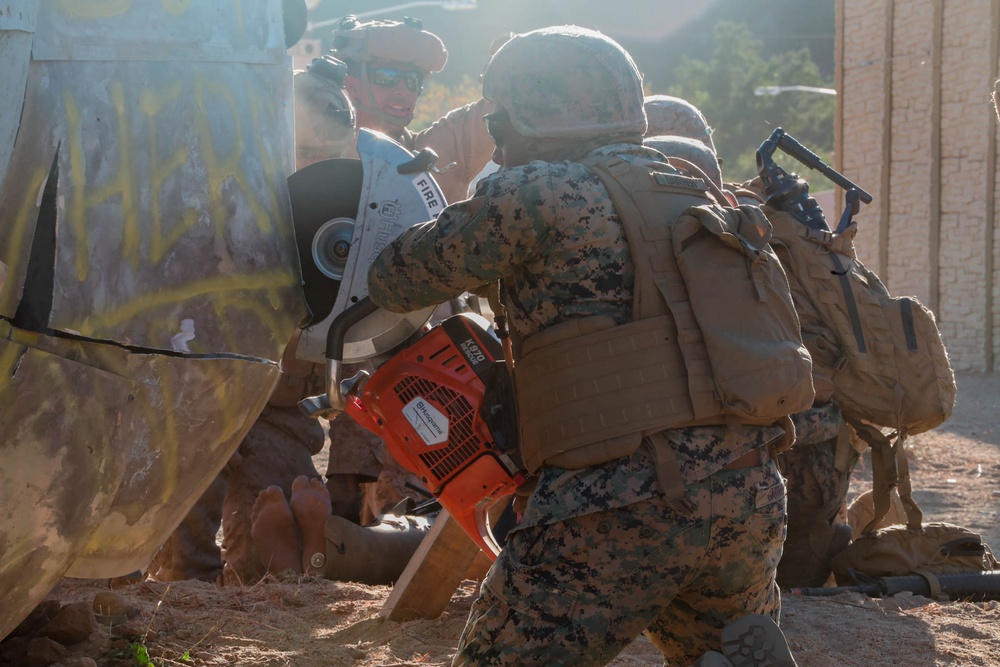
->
<box><xmin>0</xmin><ymin>0</ymin><xmax>303</xmax><ymax>638</ymax></box>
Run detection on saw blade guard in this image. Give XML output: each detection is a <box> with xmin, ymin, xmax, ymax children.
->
<box><xmin>291</xmin><ymin>129</ymin><xmax>443</xmax><ymax>366</ymax></box>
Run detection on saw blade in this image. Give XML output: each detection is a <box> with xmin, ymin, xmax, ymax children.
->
<box><xmin>287</xmin><ymin>157</ymin><xmax>362</xmax><ymax>326</ymax></box>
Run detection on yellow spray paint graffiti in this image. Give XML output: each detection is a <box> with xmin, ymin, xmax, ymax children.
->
<box><xmin>40</xmin><ymin>68</ymin><xmax>299</xmax><ymax>348</ymax></box>
<box><xmin>140</xmin><ymin>83</ymin><xmax>194</xmax><ymax>265</ymax></box>
<box><xmin>56</xmin><ymin>0</ymin><xmax>209</xmax><ymax>21</ymax></box>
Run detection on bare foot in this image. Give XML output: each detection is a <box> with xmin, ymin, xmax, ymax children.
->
<box><xmin>250</xmin><ymin>485</ymin><xmax>303</xmax><ymax>576</ymax></box>
<box><xmin>290</xmin><ymin>476</ymin><xmax>333</xmax><ymax>575</ymax></box>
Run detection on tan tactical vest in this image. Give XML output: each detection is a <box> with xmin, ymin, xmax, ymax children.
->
<box><xmin>514</xmin><ymin>155</ymin><xmax>815</xmax><ymax>473</ymax></box>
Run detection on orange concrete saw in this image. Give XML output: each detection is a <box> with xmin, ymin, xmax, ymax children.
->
<box><xmin>339</xmin><ymin>300</ymin><xmax>525</xmax><ymax>558</ymax></box>
<box><xmin>292</xmin><ymin>130</ymin><xmax>525</xmax><ymax>557</ymax></box>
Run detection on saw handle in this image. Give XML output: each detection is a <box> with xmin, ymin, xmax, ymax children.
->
<box><xmin>298</xmin><ymin>297</ymin><xmax>379</xmax><ymax>418</ymax></box>
<box><xmin>324</xmin><ymin>297</ymin><xmax>379</xmax><ymax>411</ymax></box>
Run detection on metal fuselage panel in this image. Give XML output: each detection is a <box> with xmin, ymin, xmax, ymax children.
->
<box><xmin>0</xmin><ymin>1</ymin><xmax>302</xmax><ymax>355</ymax></box>
<box><xmin>0</xmin><ymin>0</ymin><xmax>303</xmax><ymax>639</ymax></box>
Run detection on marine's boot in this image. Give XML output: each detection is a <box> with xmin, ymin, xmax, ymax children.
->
<box><xmin>320</xmin><ymin>512</ymin><xmax>434</xmax><ymax>585</ymax></box>
<box><xmin>720</xmin><ymin>614</ymin><xmax>798</xmax><ymax>667</ymax></box>
<box><xmin>147</xmin><ymin>473</ymin><xmax>226</xmax><ymax>582</ymax></box>
<box><xmin>776</xmin><ymin>522</ymin><xmax>852</xmax><ymax>588</ymax></box>
<box><xmin>690</xmin><ymin>651</ymin><xmax>736</xmax><ymax>667</ymax></box>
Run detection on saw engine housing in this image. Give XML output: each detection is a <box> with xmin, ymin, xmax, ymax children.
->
<box><xmin>346</xmin><ymin>313</ymin><xmax>525</xmax><ymax>557</ymax></box>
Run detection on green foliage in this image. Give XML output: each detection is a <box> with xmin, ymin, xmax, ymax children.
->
<box><xmin>130</xmin><ymin>641</ymin><xmax>155</xmax><ymax>666</ymax></box>
<box><xmin>667</xmin><ymin>21</ymin><xmax>835</xmax><ymax>186</ymax></box>
<box><xmin>411</xmin><ymin>75</ymin><xmax>483</xmax><ymax>132</ymax></box>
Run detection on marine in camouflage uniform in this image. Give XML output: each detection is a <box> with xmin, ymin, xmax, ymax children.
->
<box><xmin>644</xmin><ymin>100</ymin><xmax>856</xmax><ymax>587</ymax></box>
<box><xmin>776</xmin><ymin>403</ymin><xmax>856</xmax><ymax>587</ymax></box>
<box><xmin>295</xmin><ymin>15</ymin><xmax>496</xmax><ymax>204</ymax></box>
<box><xmin>368</xmin><ymin>26</ymin><xmax>794</xmax><ymax>667</ymax></box>
<box><xmin>736</xmin><ymin>179</ymin><xmax>859</xmax><ymax>589</ymax></box>
<box><xmin>294</xmin><ymin>17</ymin><xmax>498</xmax><ymax>521</ymax></box>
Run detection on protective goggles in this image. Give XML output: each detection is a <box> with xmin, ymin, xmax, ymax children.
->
<box><xmin>484</xmin><ymin>111</ymin><xmax>509</xmax><ymax>148</ymax></box>
<box><xmin>369</xmin><ymin>67</ymin><xmax>425</xmax><ymax>93</ymax></box>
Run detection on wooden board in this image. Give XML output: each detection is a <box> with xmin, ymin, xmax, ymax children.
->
<box><xmin>380</xmin><ymin>510</ymin><xmax>483</xmax><ymax>621</ymax></box>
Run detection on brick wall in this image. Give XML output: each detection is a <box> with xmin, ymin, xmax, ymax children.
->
<box><xmin>838</xmin><ymin>0</ymin><xmax>1000</xmax><ymax>370</ymax></box>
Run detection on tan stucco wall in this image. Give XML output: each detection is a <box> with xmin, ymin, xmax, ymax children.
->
<box><xmin>837</xmin><ymin>0</ymin><xmax>1000</xmax><ymax>370</ymax></box>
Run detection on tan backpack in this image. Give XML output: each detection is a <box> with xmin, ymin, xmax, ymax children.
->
<box><xmin>583</xmin><ymin>155</ymin><xmax>815</xmax><ymax>425</ymax></box>
<box><xmin>830</xmin><ymin>522</ymin><xmax>997</xmax><ymax>587</ymax></box>
<box><xmin>745</xmin><ymin>185</ymin><xmax>957</xmax><ymax>535</ymax></box>
<box><xmin>513</xmin><ymin>155</ymin><xmax>815</xmax><ymax>474</ymax></box>
<box><xmin>749</xmin><ymin>130</ymin><xmax>958</xmax><ymax>537</ymax></box>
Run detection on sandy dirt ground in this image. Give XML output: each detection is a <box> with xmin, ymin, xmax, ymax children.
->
<box><xmin>5</xmin><ymin>371</ymin><xmax>1000</xmax><ymax>667</ymax></box>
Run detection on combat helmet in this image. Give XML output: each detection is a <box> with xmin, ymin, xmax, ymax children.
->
<box><xmin>644</xmin><ymin>134</ymin><xmax>723</xmax><ymax>189</ymax></box>
<box><xmin>643</xmin><ymin>95</ymin><xmax>716</xmax><ymax>153</ymax></box>
<box><xmin>331</xmin><ymin>15</ymin><xmax>447</xmax><ymax>74</ymax></box>
<box><xmin>482</xmin><ymin>25</ymin><xmax>647</xmax><ymax>140</ymax></box>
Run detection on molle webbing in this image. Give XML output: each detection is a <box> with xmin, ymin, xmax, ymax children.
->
<box><xmin>582</xmin><ymin>156</ymin><xmax>726</xmax><ymax>421</ymax></box>
<box><xmin>514</xmin><ymin>155</ymin><xmax>815</xmax><ymax>473</ymax></box>
<box><xmin>514</xmin><ymin>315</ymin><xmax>714</xmax><ymax>473</ymax></box>
<box><xmin>583</xmin><ymin>155</ymin><xmax>812</xmax><ymax>426</ymax></box>
<box><xmin>514</xmin><ymin>156</ymin><xmax>723</xmax><ymax>473</ymax></box>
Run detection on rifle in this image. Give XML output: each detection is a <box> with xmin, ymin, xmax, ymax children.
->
<box><xmin>755</xmin><ymin>127</ymin><xmax>872</xmax><ymax>233</ymax></box>
<box><xmin>789</xmin><ymin>570</ymin><xmax>1000</xmax><ymax>602</ymax></box>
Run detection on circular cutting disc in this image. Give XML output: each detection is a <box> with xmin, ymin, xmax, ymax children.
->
<box><xmin>287</xmin><ymin>158</ymin><xmax>363</xmax><ymax>326</ymax></box>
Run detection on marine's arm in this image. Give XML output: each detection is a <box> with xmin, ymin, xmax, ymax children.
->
<box><xmin>368</xmin><ymin>165</ymin><xmax>555</xmax><ymax>313</ymax></box>
<box><xmin>412</xmin><ymin>97</ymin><xmax>495</xmax><ymax>204</ymax></box>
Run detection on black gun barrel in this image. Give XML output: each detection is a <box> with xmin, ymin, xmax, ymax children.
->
<box><xmin>767</xmin><ymin>128</ymin><xmax>874</xmax><ymax>204</ymax></box>
<box><xmin>789</xmin><ymin>571</ymin><xmax>1000</xmax><ymax>601</ymax></box>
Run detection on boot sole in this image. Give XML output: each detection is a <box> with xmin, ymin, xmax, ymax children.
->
<box><xmin>720</xmin><ymin>614</ymin><xmax>797</xmax><ymax>667</ymax></box>
<box><xmin>691</xmin><ymin>650</ymin><xmax>737</xmax><ymax>667</ymax></box>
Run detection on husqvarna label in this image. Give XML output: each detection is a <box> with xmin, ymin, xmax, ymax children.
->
<box><xmin>403</xmin><ymin>397</ymin><xmax>449</xmax><ymax>446</ymax></box>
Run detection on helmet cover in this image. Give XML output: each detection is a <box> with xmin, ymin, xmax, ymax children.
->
<box><xmin>482</xmin><ymin>25</ymin><xmax>647</xmax><ymax>140</ymax></box>
<box><xmin>644</xmin><ymin>134</ymin><xmax>723</xmax><ymax>188</ymax></box>
<box><xmin>643</xmin><ymin>94</ymin><xmax>716</xmax><ymax>153</ymax></box>
<box><xmin>332</xmin><ymin>17</ymin><xmax>447</xmax><ymax>73</ymax></box>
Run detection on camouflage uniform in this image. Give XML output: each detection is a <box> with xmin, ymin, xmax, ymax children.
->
<box><xmin>368</xmin><ymin>26</ymin><xmax>791</xmax><ymax>666</ymax></box>
<box><xmin>641</xmin><ymin>106</ymin><xmax>854</xmax><ymax>588</ymax></box>
<box><xmin>769</xmin><ymin>224</ymin><xmax>859</xmax><ymax>588</ymax></box>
